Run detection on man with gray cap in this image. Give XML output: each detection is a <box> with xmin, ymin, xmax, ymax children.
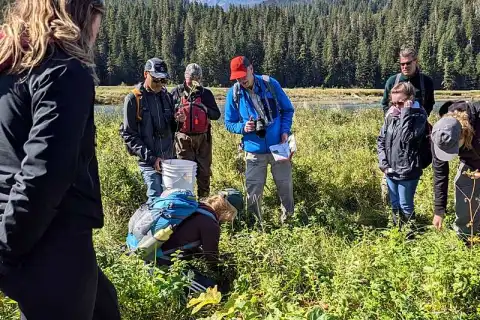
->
<box><xmin>171</xmin><ymin>63</ymin><xmax>221</xmax><ymax>198</ymax></box>
<box><xmin>431</xmin><ymin>100</ymin><xmax>480</xmax><ymax>240</ymax></box>
<box><xmin>120</xmin><ymin>58</ymin><xmax>186</xmax><ymax>204</ymax></box>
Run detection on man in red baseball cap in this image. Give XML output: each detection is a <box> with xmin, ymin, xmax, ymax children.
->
<box><xmin>230</xmin><ymin>56</ymin><xmax>251</xmax><ymax>80</ymax></box>
<box><xmin>224</xmin><ymin>55</ymin><xmax>295</xmax><ymax>225</ymax></box>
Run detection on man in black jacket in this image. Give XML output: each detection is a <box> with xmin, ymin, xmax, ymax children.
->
<box><xmin>171</xmin><ymin>64</ymin><xmax>221</xmax><ymax>198</ymax></box>
<box><xmin>121</xmin><ymin>58</ymin><xmax>186</xmax><ymax>204</ymax></box>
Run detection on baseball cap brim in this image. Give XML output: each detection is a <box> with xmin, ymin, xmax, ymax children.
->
<box><xmin>439</xmin><ymin>100</ymin><xmax>469</xmax><ymax>117</ymax></box>
<box><xmin>150</xmin><ymin>71</ymin><xmax>169</xmax><ymax>79</ymax></box>
<box><xmin>433</xmin><ymin>142</ymin><xmax>459</xmax><ymax>161</ymax></box>
<box><xmin>230</xmin><ymin>70</ymin><xmax>247</xmax><ymax>81</ymax></box>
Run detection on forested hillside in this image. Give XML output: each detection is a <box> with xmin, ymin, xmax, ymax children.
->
<box><xmin>1</xmin><ymin>0</ymin><xmax>480</xmax><ymax>89</ymax></box>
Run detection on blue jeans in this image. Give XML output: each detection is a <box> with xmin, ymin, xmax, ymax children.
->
<box><xmin>386</xmin><ymin>177</ymin><xmax>419</xmax><ymax>220</ymax></box>
<box><xmin>140</xmin><ymin>166</ymin><xmax>163</xmax><ymax>204</ymax></box>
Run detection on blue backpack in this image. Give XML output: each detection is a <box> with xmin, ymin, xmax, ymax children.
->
<box><xmin>126</xmin><ymin>189</ymin><xmax>216</xmax><ymax>261</ymax></box>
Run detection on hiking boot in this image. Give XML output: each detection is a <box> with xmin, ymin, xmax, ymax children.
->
<box><xmin>400</xmin><ymin>211</ymin><xmax>417</xmax><ymax>239</ymax></box>
<box><xmin>399</xmin><ymin>211</ymin><xmax>415</xmax><ymax>229</ymax></box>
<box><xmin>390</xmin><ymin>209</ymin><xmax>400</xmax><ymax>227</ymax></box>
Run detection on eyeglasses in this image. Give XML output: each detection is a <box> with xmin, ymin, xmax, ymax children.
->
<box><xmin>400</xmin><ymin>60</ymin><xmax>414</xmax><ymax>67</ymax></box>
<box><xmin>151</xmin><ymin>76</ymin><xmax>168</xmax><ymax>84</ymax></box>
<box><xmin>390</xmin><ymin>100</ymin><xmax>406</xmax><ymax>108</ymax></box>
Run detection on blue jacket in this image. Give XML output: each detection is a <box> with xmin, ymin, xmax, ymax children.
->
<box><xmin>224</xmin><ymin>75</ymin><xmax>294</xmax><ymax>154</ymax></box>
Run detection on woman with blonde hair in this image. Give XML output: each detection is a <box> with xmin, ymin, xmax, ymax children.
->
<box><xmin>377</xmin><ymin>82</ymin><xmax>428</xmax><ymax>227</ymax></box>
<box><xmin>0</xmin><ymin>0</ymin><xmax>120</xmax><ymax>319</ymax></box>
<box><xmin>149</xmin><ymin>188</ymin><xmax>243</xmax><ymax>294</ymax></box>
<box><xmin>431</xmin><ymin>101</ymin><xmax>480</xmax><ymax>239</ymax></box>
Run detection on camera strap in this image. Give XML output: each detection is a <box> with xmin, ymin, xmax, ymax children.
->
<box><xmin>246</xmin><ymin>88</ymin><xmax>273</xmax><ymax>126</ymax></box>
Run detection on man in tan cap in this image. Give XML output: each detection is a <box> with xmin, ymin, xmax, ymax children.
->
<box><xmin>171</xmin><ymin>63</ymin><xmax>221</xmax><ymax>198</ymax></box>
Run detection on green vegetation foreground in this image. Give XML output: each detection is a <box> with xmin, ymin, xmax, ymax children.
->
<box><xmin>3</xmin><ymin>107</ymin><xmax>480</xmax><ymax>319</ymax></box>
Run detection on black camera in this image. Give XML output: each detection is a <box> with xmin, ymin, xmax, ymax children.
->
<box><xmin>254</xmin><ymin>118</ymin><xmax>266</xmax><ymax>138</ymax></box>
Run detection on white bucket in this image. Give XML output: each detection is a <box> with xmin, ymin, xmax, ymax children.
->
<box><xmin>161</xmin><ymin>159</ymin><xmax>197</xmax><ymax>192</ymax></box>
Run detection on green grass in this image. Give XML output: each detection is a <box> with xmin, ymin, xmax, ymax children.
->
<box><xmin>95</xmin><ymin>86</ymin><xmax>480</xmax><ymax>105</ymax></box>
<box><xmin>2</xmin><ymin>107</ymin><xmax>480</xmax><ymax>319</ymax></box>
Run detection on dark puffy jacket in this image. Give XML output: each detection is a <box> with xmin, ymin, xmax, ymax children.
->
<box><xmin>433</xmin><ymin>101</ymin><xmax>480</xmax><ymax>216</ymax></box>
<box><xmin>171</xmin><ymin>83</ymin><xmax>221</xmax><ymax>122</ymax></box>
<box><xmin>121</xmin><ymin>83</ymin><xmax>176</xmax><ymax>166</ymax></box>
<box><xmin>0</xmin><ymin>46</ymin><xmax>103</xmax><ymax>270</ymax></box>
<box><xmin>377</xmin><ymin>106</ymin><xmax>428</xmax><ymax>180</ymax></box>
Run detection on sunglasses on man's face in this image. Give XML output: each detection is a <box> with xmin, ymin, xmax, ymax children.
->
<box><xmin>400</xmin><ymin>60</ymin><xmax>414</xmax><ymax>67</ymax></box>
<box><xmin>151</xmin><ymin>76</ymin><xmax>168</xmax><ymax>84</ymax></box>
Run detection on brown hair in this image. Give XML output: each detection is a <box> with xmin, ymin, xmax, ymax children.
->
<box><xmin>0</xmin><ymin>0</ymin><xmax>105</xmax><ymax>75</ymax></box>
<box><xmin>203</xmin><ymin>195</ymin><xmax>238</xmax><ymax>223</ymax></box>
<box><xmin>445</xmin><ymin>110</ymin><xmax>475</xmax><ymax>150</ymax></box>
<box><xmin>390</xmin><ymin>82</ymin><xmax>416</xmax><ymax>101</ymax></box>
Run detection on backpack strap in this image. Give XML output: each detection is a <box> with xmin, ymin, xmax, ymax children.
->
<box><xmin>261</xmin><ymin>75</ymin><xmax>279</xmax><ymax>108</ymax></box>
<box><xmin>394</xmin><ymin>73</ymin><xmax>401</xmax><ymax>87</ymax></box>
<box><xmin>419</xmin><ymin>72</ymin><xmax>426</xmax><ymax>107</ymax></box>
<box><xmin>132</xmin><ymin>88</ymin><xmax>143</xmax><ymax>122</ymax></box>
<box><xmin>232</xmin><ymin>75</ymin><xmax>279</xmax><ymax>114</ymax></box>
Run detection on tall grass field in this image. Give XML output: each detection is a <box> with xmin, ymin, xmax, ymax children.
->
<box><xmin>1</xmin><ymin>101</ymin><xmax>480</xmax><ymax>319</ymax></box>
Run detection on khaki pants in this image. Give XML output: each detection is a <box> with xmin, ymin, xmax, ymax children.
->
<box><xmin>245</xmin><ymin>152</ymin><xmax>294</xmax><ymax>222</ymax></box>
<box><xmin>174</xmin><ymin>132</ymin><xmax>212</xmax><ymax>198</ymax></box>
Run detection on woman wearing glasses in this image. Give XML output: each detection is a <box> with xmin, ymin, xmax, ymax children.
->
<box><xmin>0</xmin><ymin>0</ymin><xmax>120</xmax><ymax>318</ymax></box>
<box><xmin>377</xmin><ymin>82</ymin><xmax>428</xmax><ymax>228</ymax></box>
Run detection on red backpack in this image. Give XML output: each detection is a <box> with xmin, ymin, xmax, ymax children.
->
<box><xmin>178</xmin><ymin>89</ymin><xmax>210</xmax><ymax>134</ymax></box>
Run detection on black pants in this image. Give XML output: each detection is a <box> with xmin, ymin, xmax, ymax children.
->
<box><xmin>0</xmin><ymin>224</ymin><xmax>120</xmax><ymax>320</ymax></box>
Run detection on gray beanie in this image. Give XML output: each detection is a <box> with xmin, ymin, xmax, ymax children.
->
<box><xmin>185</xmin><ymin>63</ymin><xmax>202</xmax><ymax>80</ymax></box>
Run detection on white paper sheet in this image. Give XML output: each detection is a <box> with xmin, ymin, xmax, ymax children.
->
<box><xmin>269</xmin><ymin>134</ymin><xmax>297</xmax><ymax>161</ymax></box>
